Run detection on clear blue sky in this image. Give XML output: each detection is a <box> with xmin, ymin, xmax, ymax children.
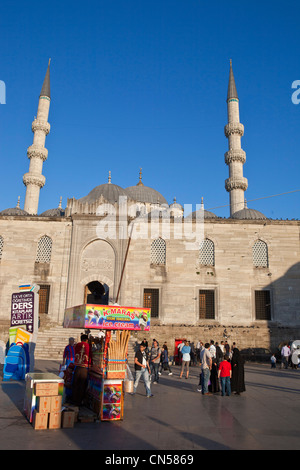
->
<box><xmin>0</xmin><ymin>0</ymin><xmax>299</xmax><ymax>219</ymax></box>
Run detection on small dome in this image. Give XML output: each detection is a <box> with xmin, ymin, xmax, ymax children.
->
<box><xmin>231</xmin><ymin>201</ymin><xmax>267</xmax><ymax>220</ymax></box>
<box><xmin>231</xmin><ymin>208</ymin><xmax>267</xmax><ymax>220</ymax></box>
<box><xmin>40</xmin><ymin>208</ymin><xmax>65</xmax><ymax>217</ymax></box>
<box><xmin>170</xmin><ymin>197</ymin><xmax>183</xmax><ymax>210</ymax></box>
<box><xmin>0</xmin><ymin>207</ymin><xmax>28</xmax><ymax>216</ymax></box>
<box><xmin>185</xmin><ymin>198</ymin><xmax>218</xmax><ymax>220</ymax></box>
<box><xmin>40</xmin><ymin>197</ymin><xmax>65</xmax><ymax>217</ymax></box>
<box><xmin>186</xmin><ymin>209</ymin><xmax>218</xmax><ymax>220</ymax></box>
<box><xmin>0</xmin><ymin>197</ymin><xmax>28</xmax><ymax>216</ymax></box>
<box><xmin>78</xmin><ymin>172</ymin><xmax>130</xmax><ymax>205</ymax></box>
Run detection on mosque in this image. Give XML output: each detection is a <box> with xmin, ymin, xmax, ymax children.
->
<box><xmin>0</xmin><ymin>60</ymin><xmax>299</xmax><ymax>352</ymax></box>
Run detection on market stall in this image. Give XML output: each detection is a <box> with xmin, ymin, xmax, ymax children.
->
<box><xmin>63</xmin><ymin>303</ymin><xmax>150</xmax><ymax>422</ymax></box>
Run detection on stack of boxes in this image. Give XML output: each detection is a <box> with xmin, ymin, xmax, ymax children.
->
<box><xmin>33</xmin><ymin>382</ymin><xmax>62</xmax><ymax>430</ymax></box>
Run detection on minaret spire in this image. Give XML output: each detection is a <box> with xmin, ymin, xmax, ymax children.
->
<box><xmin>224</xmin><ymin>60</ymin><xmax>248</xmax><ymax>216</ymax></box>
<box><xmin>23</xmin><ymin>60</ymin><xmax>51</xmax><ymax>214</ymax></box>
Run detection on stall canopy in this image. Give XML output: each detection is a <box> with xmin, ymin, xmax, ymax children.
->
<box><xmin>63</xmin><ymin>304</ymin><xmax>150</xmax><ymax>331</ymax></box>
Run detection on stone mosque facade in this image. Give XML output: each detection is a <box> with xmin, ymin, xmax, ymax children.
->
<box><xmin>0</xmin><ymin>61</ymin><xmax>299</xmax><ymax>352</ymax></box>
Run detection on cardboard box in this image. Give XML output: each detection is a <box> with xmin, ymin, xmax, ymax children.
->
<box><xmin>61</xmin><ymin>410</ymin><xmax>75</xmax><ymax>428</ymax></box>
<box><xmin>32</xmin><ymin>410</ymin><xmax>48</xmax><ymax>430</ymax></box>
<box><xmin>64</xmin><ymin>404</ymin><xmax>79</xmax><ymax>422</ymax></box>
<box><xmin>49</xmin><ymin>411</ymin><xmax>61</xmax><ymax>430</ymax></box>
<box><xmin>36</xmin><ymin>396</ymin><xmax>52</xmax><ymax>413</ymax></box>
<box><xmin>50</xmin><ymin>395</ymin><xmax>62</xmax><ymax>412</ymax></box>
<box><xmin>34</xmin><ymin>382</ymin><xmax>59</xmax><ymax>397</ymax></box>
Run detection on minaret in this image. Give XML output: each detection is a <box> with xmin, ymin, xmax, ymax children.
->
<box><xmin>224</xmin><ymin>60</ymin><xmax>248</xmax><ymax>216</ymax></box>
<box><xmin>23</xmin><ymin>60</ymin><xmax>51</xmax><ymax>214</ymax></box>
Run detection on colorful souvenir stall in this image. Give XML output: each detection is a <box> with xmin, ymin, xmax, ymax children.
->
<box><xmin>63</xmin><ymin>304</ymin><xmax>150</xmax><ymax>422</ymax></box>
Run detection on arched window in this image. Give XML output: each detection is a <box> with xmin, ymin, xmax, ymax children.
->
<box><xmin>36</xmin><ymin>236</ymin><xmax>52</xmax><ymax>263</ymax></box>
<box><xmin>199</xmin><ymin>239</ymin><xmax>215</xmax><ymax>266</ymax></box>
<box><xmin>0</xmin><ymin>236</ymin><xmax>3</xmax><ymax>261</ymax></box>
<box><xmin>151</xmin><ymin>238</ymin><xmax>166</xmax><ymax>265</ymax></box>
<box><xmin>253</xmin><ymin>240</ymin><xmax>268</xmax><ymax>267</ymax></box>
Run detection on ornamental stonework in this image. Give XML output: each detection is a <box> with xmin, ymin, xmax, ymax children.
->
<box><xmin>31</xmin><ymin>119</ymin><xmax>51</xmax><ymax>135</ymax></box>
<box><xmin>23</xmin><ymin>173</ymin><xmax>46</xmax><ymax>188</ymax></box>
<box><xmin>27</xmin><ymin>145</ymin><xmax>48</xmax><ymax>162</ymax></box>
<box><xmin>225</xmin><ymin>177</ymin><xmax>248</xmax><ymax>192</ymax></box>
<box><xmin>224</xmin><ymin>122</ymin><xmax>244</xmax><ymax>137</ymax></box>
<box><xmin>224</xmin><ymin>149</ymin><xmax>246</xmax><ymax>165</ymax></box>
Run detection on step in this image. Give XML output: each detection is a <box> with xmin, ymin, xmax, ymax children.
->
<box><xmin>34</xmin><ymin>325</ymin><xmax>137</xmax><ymax>364</ymax></box>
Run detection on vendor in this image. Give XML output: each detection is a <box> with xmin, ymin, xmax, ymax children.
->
<box><xmin>71</xmin><ymin>334</ymin><xmax>92</xmax><ymax>406</ymax></box>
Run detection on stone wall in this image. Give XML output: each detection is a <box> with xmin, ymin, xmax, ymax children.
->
<box><xmin>131</xmin><ymin>322</ymin><xmax>300</xmax><ymax>354</ymax></box>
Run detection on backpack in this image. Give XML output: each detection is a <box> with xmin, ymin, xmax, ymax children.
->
<box><xmin>3</xmin><ymin>342</ymin><xmax>30</xmax><ymax>381</ymax></box>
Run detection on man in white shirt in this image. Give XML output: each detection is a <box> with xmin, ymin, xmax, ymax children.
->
<box><xmin>281</xmin><ymin>343</ymin><xmax>291</xmax><ymax>369</ymax></box>
<box><xmin>209</xmin><ymin>340</ymin><xmax>216</xmax><ymax>359</ymax></box>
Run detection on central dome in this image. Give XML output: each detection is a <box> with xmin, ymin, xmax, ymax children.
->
<box><xmin>78</xmin><ymin>173</ymin><xmax>130</xmax><ymax>204</ymax></box>
<box><xmin>126</xmin><ymin>184</ymin><xmax>168</xmax><ymax>205</ymax></box>
<box><xmin>79</xmin><ymin>183</ymin><xmax>129</xmax><ymax>204</ymax></box>
<box><xmin>125</xmin><ymin>169</ymin><xmax>168</xmax><ymax>205</ymax></box>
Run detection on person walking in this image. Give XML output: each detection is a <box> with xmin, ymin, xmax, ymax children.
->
<box><xmin>271</xmin><ymin>353</ymin><xmax>277</xmax><ymax>369</ymax></box>
<box><xmin>132</xmin><ymin>343</ymin><xmax>153</xmax><ymax>398</ymax></box>
<box><xmin>179</xmin><ymin>341</ymin><xmax>191</xmax><ymax>379</ymax></box>
<box><xmin>200</xmin><ymin>343</ymin><xmax>212</xmax><ymax>395</ymax></box>
<box><xmin>281</xmin><ymin>343</ymin><xmax>291</xmax><ymax>369</ymax></box>
<box><xmin>159</xmin><ymin>344</ymin><xmax>172</xmax><ymax>375</ymax></box>
<box><xmin>218</xmin><ymin>354</ymin><xmax>232</xmax><ymax>396</ymax></box>
<box><xmin>231</xmin><ymin>346</ymin><xmax>246</xmax><ymax>395</ymax></box>
<box><xmin>150</xmin><ymin>340</ymin><xmax>161</xmax><ymax>384</ymax></box>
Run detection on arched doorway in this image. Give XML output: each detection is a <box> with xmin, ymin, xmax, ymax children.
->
<box><xmin>84</xmin><ymin>281</ymin><xmax>109</xmax><ymax>305</ymax></box>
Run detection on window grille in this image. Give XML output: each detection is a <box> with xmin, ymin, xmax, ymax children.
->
<box><xmin>199</xmin><ymin>239</ymin><xmax>215</xmax><ymax>266</ymax></box>
<box><xmin>143</xmin><ymin>288</ymin><xmax>159</xmax><ymax>318</ymax></box>
<box><xmin>253</xmin><ymin>240</ymin><xmax>268</xmax><ymax>267</ymax></box>
<box><xmin>255</xmin><ymin>290</ymin><xmax>271</xmax><ymax>320</ymax></box>
<box><xmin>39</xmin><ymin>284</ymin><xmax>51</xmax><ymax>314</ymax></box>
<box><xmin>36</xmin><ymin>236</ymin><xmax>52</xmax><ymax>263</ymax></box>
<box><xmin>150</xmin><ymin>238</ymin><xmax>166</xmax><ymax>265</ymax></box>
<box><xmin>0</xmin><ymin>236</ymin><xmax>3</xmax><ymax>260</ymax></box>
<box><xmin>199</xmin><ymin>290</ymin><xmax>215</xmax><ymax>319</ymax></box>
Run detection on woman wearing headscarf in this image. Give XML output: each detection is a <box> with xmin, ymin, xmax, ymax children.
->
<box><xmin>231</xmin><ymin>347</ymin><xmax>246</xmax><ymax>395</ymax></box>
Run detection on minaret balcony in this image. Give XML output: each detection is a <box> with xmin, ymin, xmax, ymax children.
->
<box><xmin>225</xmin><ymin>177</ymin><xmax>248</xmax><ymax>192</ymax></box>
<box><xmin>23</xmin><ymin>173</ymin><xmax>46</xmax><ymax>188</ymax></box>
<box><xmin>225</xmin><ymin>149</ymin><xmax>246</xmax><ymax>165</ymax></box>
<box><xmin>224</xmin><ymin>122</ymin><xmax>244</xmax><ymax>137</ymax></box>
<box><xmin>27</xmin><ymin>145</ymin><xmax>48</xmax><ymax>162</ymax></box>
<box><xmin>32</xmin><ymin>119</ymin><xmax>51</xmax><ymax>135</ymax></box>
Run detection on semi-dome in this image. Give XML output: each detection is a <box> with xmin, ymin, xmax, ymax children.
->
<box><xmin>78</xmin><ymin>172</ymin><xmax>130</xmax><ymax>205</ymax></box>
<box><xmin>125</xmin><ymin>169</ymin><xmax>168</xmax><ymax>205</ymax></box>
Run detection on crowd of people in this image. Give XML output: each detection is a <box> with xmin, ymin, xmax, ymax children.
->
<box><xmin>63</xmin><ymin>334</ymin><xmax>299</xmax><ymax>403</ymax></box>
<box><xmin>132</xmin><ymin>337</ymin><xmax>246</xmax><ymax>398</ymax></box>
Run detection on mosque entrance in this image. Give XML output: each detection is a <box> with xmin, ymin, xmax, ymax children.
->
<box><xmin>84</xmin><ymin>281</ymin><xmax>109</xmax><ymax>305</ymax></box>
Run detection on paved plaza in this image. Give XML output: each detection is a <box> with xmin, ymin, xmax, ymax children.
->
<box><xmin>0</xmin><ymin>360</ymin><xmax>299</xmax><ymax>451</ymax></box>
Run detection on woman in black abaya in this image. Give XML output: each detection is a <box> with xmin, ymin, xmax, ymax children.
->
<box><xmin>231</xmin><ymin>347</ymin><xmax>246</xmax><ymax>394</ymax></box>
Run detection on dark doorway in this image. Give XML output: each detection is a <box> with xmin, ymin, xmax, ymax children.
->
<box><xmin>85</xmin><ymin>281</ymin><xmax>109</xmax><ymax>305</ymax></box>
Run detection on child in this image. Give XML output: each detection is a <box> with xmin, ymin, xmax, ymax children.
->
<box><xmin>218</xmin><ymin>354</ymin><xmax>232</xmax><ymax>396</ymax></box>
<box><xmin>271</xmin><ymin>354</ymin><xmax>277</xmax><ymax>369</ymax></box>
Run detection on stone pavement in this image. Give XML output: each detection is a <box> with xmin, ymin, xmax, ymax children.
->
<box><xmin>0</xmin><ymin>361</ymin><xmax>300</xmax><ymax>451</ymax></box>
